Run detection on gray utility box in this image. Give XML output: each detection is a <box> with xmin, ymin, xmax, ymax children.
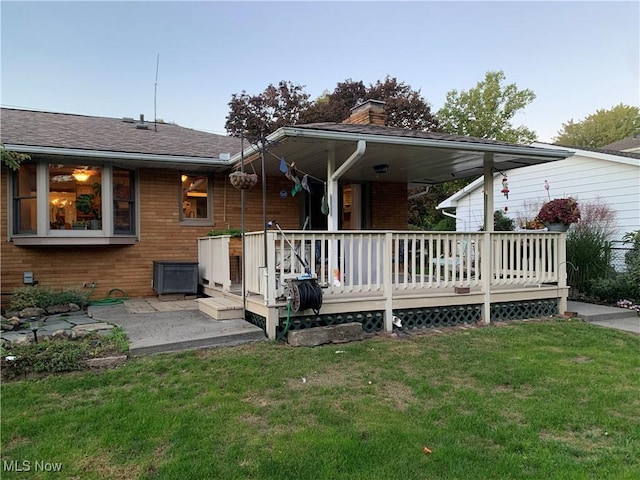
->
<box><xmin>153</xmin><ymin>261</ymin><xmax>199</xmax><ymax>295</ymax></box>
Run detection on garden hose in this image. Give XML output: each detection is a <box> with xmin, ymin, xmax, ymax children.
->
<box><xmin>86</xmin><ymin>287</ymin><xmax>129</xmax><ymax>306</ymax></box>
<box><xmin>282</xmin><ymin>297</ymin><xmax>292</xmax><ymax>337</ymax></box>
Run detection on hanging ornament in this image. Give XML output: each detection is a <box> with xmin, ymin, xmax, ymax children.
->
<box><xmin>544</xmin><ymin>179</ymin><xmax>550</xmax><ymax>200</ymax></box>
<box><xmin>501</xmin><ymin>174</ymin><xmax>509</xmax><ymax>199</ymax></box>
<box><xmin>279</xmin><ymin>156</ymin><xmax>288</xmax><ymax>174</ymax></box>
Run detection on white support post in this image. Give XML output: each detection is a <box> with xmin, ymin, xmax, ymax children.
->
<box><xmin>327</xmin><ymin>147</ymin><xmax>341</xmax><ymax>286</ymax></box>
<box><xmin>482</xmin><ymin>153</ymin><xmax>494</xmax><ymax>324</ymax></box>
<box><xmin>383</xmin><ymin>232</ymin><xmax>394</xmax><ymax>332</ymax></box>
<box><xmin>265</xmin><ymin>308</ymin><xmax>279</xmax><ymax>340</ymax></box>
<box><xmin>558</xmin><ymin>232</ymin><xmax>568</xmax><ymax>314</ymax></box>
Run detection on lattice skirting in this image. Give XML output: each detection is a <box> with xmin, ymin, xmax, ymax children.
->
<box><xmin>396</xmin><ymin>305</ymin><xmax>481</xmax><ymax>330</ymax></box>
<box><xmin>490</xmin><ymin>298</ymin><xmax>558</xmax><ymax>320</ymax></box>
<box><xmin>245</xmin><ymin>298</ymin><xmax>559</xmax><ymax>340</ymax></box>
<box><xmin>245</xmin><ymin>311</ymin><xmax>266</xmax><ymax>332</ymax></box>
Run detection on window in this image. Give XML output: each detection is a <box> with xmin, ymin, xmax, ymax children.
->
<box><xmin>10</xmin><ymin>161</ymin><xmax>137</xmax><ymax>245</ymax></box>
<box><xmin>180</xmin><ymin>173</ymin><xmax>212</xmax><ymax>223</ymax></box>
<box><xmin>113</xmin><ymin>168</ymin><xmax>135</xmax><ymax>234</ymax></box>
<box><xmin>12</xmin><ymin>163</ymin><xmax>37</xmax><ymax>234</ymax></box>
<box><xmin>49</xmin><ymin>164</ymin><xmax>102</xmax><ymax>230</ymax></box>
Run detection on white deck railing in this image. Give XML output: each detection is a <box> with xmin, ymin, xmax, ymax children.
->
<box><xmin>198</xmin><ymin>231</ymin><xmax>566</xmax><ymax>304</ymax></box>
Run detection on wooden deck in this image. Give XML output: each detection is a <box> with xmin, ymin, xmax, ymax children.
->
<box><xmin>198</xmin><ymin>230</ymin><xmax>568</xmax><ymax>339</ymax></box>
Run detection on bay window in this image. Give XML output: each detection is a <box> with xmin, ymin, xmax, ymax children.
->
<box><xmin>10</xmin><ymin>161</ymin><xmax>137</xmax><ymax>244</ymax></box>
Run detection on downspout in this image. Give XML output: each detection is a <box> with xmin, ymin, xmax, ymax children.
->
<box><xmin>327</xmin><ymin>139</ymin><xmax>367</xmax><ymax>231</ymax></box>
<box><xmin>327</xmin><ymin>140</ymin><xmax>367</xmax><ymax>288</ymax></box>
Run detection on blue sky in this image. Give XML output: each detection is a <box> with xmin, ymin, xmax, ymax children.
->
<box><xmin>1</xmin><ymin>1</ymin><xmax>638</xmax><ymax>142</ymax></box>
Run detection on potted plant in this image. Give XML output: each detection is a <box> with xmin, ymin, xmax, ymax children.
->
<box><xmin>537</xmin><ymin>197</ymin><xmax>581</xmax><ymax>231</ymax></box>
<box><xmin>75</xmin><ymin>182</ymin><xmax>102</xmax><ymax>229</ymax></box>
<box><xmin>229</xmin><ymin>171</ymin><xmax>258</xmax><ymax>190</ymax></box>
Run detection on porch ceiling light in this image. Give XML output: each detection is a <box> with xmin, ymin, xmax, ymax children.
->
<box><xmin>373</xmin><ymin>164</ymin><xmax>389</xmax><ymax>174</ymax></box>
<box><xmin>72</xmin><ymin>169</ymin><xmax>91</xmax><ymax>182</ymax></box>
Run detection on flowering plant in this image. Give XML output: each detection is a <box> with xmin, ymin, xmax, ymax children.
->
<box><xmin>537</xmin><ymin>197</ymin><xmax>581</xmax><ymax>225</ymax></box>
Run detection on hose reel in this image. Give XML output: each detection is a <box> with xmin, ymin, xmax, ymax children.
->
<box><xmin>288</xmin><ymin>277</ymin><xmax>323</xmax><ymax>315</ymax></box>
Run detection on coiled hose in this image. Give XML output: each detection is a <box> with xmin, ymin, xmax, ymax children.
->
<box><xmin>86</xmin><ymin>287</ymin><xmax>128</xmax><ymax>306</ymax></box>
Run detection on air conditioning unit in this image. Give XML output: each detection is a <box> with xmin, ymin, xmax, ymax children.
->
<box><xmin>153</xmin><ymin>261</ymin><xmax>199</xmax><ymax>295</ymax></box>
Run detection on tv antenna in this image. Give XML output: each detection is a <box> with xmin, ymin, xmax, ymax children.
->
<box><xmin>154</xmin><ymin>53</ymin><xmax>159</xmax><ymax>132</ymax></box>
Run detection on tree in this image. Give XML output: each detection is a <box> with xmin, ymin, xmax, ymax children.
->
<box><xmin>1</xmin><ymin>144</ymin><xmax>30</xmax><ymax>171</ymax></box>
<box><xmin>300</xmin><ymin>76</ymin><xmax>439</xmax><ymax>131</ymax></box>
<box><xmin>553</xmin><ymin>104</ymin><xmax>640</xmax><ymax>148</ymax></box>
<box><xmin>437</xmin><ymin>70</ymin><xmax>537</xmax><ymax>144</ymax></box>
<box><xmin>299</xmin><ymin>79</ymin><xmax>367</xmax><ymax>124</ymax></box>
<box><xmin>225</xmin><ymin>81</ymin><xmax>311</xmax><ymax>138</ymax></box>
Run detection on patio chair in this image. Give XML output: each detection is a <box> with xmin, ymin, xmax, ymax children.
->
<box><xmin>431</xmin><ymin>240</ymin><xmax>475</xmax><ymax>278</ymax></box>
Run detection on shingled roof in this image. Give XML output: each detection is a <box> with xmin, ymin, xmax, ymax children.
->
<box><xmin>296</xmin><ymin>122</ymin><xmax>541</xmax><ymax>149</ymax></box>
<box><xmin>0</xmin><ymin>108</ymin><xmax>241</xmax><ymax>159</ymax></box>
<box><xmin>601</xmin><ymin>135</ymin><xmax>640</xmax><ymax>152</ymax></box>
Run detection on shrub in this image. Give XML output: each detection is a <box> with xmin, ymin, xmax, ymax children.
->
<box><xmin>2</xmin><ymin>327</ymin><xmax>128</xmax><ymax>379</ymax></box>
<box><xmin>566</xmin><ymin>199</ymin><xmax>617</xmax><ymax>298</ymax></box>
<box><xmin>434</xmin><ymin>217</ymin><xmax>456</xmax><ymax>231</ymax></box>
<box><xmin>9</xmin><ymin>286</ymin><xmax>88</xmax><ymax>311</ymax></box>
<box><xmin>207</xmin><ymin>228</ymin><xmax>242</xmax><ymax>237</ymax></box>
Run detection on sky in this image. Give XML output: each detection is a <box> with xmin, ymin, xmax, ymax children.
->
<box><xmin>1</xmin><ymin>1</ymin><xmax>638</xmax><ymax>142</ymax></box>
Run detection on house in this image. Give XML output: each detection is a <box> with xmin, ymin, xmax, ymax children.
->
<box><xmin>2</xmin><ymin>103</ymin><xmax>574</xmax><ymax>339</ymax></box>
<box><xmin>437</xmin><ymin>143</ymin><xmax>640</xmax><ymax>243</ymax></box>
<box><xmin>602</xmin><ymin>135</ymin><xmax>640</xmax><ymax>153</ymax></box>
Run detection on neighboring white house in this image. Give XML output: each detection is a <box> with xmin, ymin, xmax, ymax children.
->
<box><xmin>437</xmin><ymin>142</ymin><xmax>640</xmax><ymax>242</ymax></box>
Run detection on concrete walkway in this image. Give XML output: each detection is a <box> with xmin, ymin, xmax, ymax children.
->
<box><xmin>568</xmin><ymin>301</ymin><xmax>640</xmax><ymax>334</ymax></box>
<box><xmin>89</xmin><ymin>298</ymin><xmax>266</xmax><ymax>356</ymax></box>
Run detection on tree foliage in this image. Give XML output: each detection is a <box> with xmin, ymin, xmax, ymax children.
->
<box><xmin>1</xmin><ymin>144</ymin><xmax>30</xmax><ymax>171</ymax></box>
<box><xmin>300</xmin><ymin>76</ymin><xmax>439</xmax><ymax>131</ymax></box>
<box><xmin>553</xmin><ymin>104</ymin><xmax>640</xmax><ymax>148</ymax></box>
<box><xmin>225</xmin><ymin>81</ymin><xmax>311</xmax><ymax>138</ymax></box>
<box><xmin>437</xmin><ymin>70</ymin><xmax>537</xmax><ymax>144</ymax></box>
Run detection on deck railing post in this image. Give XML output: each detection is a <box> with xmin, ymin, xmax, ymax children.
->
<box><xmin>558</xmin><ymin>233</ymin><xmax>568</xmax><ymax>314</ymax></box>
<box><xmin>266</xmin><ymin>231</ymin><xmax>277</xmax><ymax>306</ymax></box>
<box><xmin>383</xmin><ymin>232</ymin><xmax>393</xmax><ymax>332</ymax></box>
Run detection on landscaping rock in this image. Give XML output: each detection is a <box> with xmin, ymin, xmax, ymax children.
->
<box><xmin>288</xmin><ymin>322</ymin><xmax>364</xmax><ymax>347</ymax></box>
<box><xmin>13</xmin><ymin>335</ymin><xmax>32</xmax><ymax>345</ymax></box>
<box><xmin>86</xmin><ymin>355</ymin><xmax>127</xmax><ymax>369</ymax></box>
<box><xmin>8</xmin><ymin>317</ymin><xmax>21</xmax><ymax>326</ymax></box>
<box><xmin>20</xmin><ymin>307</ymin><xmax>45</xmax><ymax>319</ymax></box>
<box><xmin>68</xmin><ymin>303</ymin><xmax>81</xmax><ymax>312</ymax></box>
<box><xmin>45</xmin><ymin>304</ymin><xmax>71</xmax><ymax>315</ymax></box>
<box><xmin>1</xmin><ymin>324</ymin><xmax>14</xmax><ymax>331</ymax></box>
<box><xmin>50</xmin><ymin>330</ymin><xmax>69</xmax><ymax>340</ymax></box>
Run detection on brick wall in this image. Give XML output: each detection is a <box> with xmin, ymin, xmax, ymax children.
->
<box><xmin>1</xmin><ymin>169</ymin><xmax>405</xmax><ymax>301</ymax></box>
<box><xmin>370</xmin><ymin>182</ymin><xmax>408</xmax><ymax>229</ymax></box>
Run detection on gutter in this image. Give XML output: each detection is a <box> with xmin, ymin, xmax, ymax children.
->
<box><xmin>331</xmin><ymin>140</ymin><xmax>366</xmax><ymax>181</ymax></box>
<box><xmin>4</xmin><ymin>144</ymin><xmax>231</xmax><ymax>166</ymax></box>
<box><xmin>279</xmin><ymin>127</ymin><xmax>573</xmax><ymax>159</ymax></box>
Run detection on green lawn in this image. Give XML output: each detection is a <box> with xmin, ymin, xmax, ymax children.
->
<box><xmin>2</xmin><ymin>320</ymin><xmax>639</xmax><ymax>479</ymax></box>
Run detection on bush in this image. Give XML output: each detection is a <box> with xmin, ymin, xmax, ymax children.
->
<box><xmin>207</xmin><ymin>228</ymin><xmax>242</xmax><ymax>237</ymax></box>
<box><xmin>566</xmin><ymin>199</ymin><xmax>617</xmax><ymax>297</ymax></box>
<box><xmin>2</xmin><ymin>327</ymin><xmax>128</xmax><ymax>379</ymax></box>
<box><xmin>434</xmin><ymin>217</ymin><xmax>456</xmax><ymax>231</ymax></box>
<box><xmin>9</xmin><ymin>286</ymin><xmax>88</xmax><ymax>311</ymax></box>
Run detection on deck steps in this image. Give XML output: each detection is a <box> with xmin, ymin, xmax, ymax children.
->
<box><xmin>198</xmin><ymin>296</ymin><xmax>244</xmax><ymax>320</ymax></box>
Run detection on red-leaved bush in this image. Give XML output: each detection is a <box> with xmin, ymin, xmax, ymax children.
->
<box><xmin>538</xmin><ymin>197</ymin><xmax>581</xmax><ymax>225</ymax></box>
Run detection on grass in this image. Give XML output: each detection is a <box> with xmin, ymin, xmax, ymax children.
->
<box><xmin>1</xmin><ymin>320</ymin><xmax>639</xmax><ymax>479</ymax></box>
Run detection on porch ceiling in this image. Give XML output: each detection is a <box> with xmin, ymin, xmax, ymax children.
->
<box><xmin>234</xmin><ymin>124</ymin><xmax>573</xmax><ymax>185</ymax></box>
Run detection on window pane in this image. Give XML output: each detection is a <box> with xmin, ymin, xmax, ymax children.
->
<box><xmin>49</xmin><ymin>164</ymin><xmax>102</xmax><ymax>230</ymax></box>
<box><xmin>13</xmin><ymin>164</ymin><xmax>37</xmax><ymax>234</ymax></box>
<box><xmin>181</xmin><ymin>174</ymin><xmax>209</xmax><ymax>219</ymax></box>
<box><xmin>114</xmin><ymin>168</ymin><xmax>135</xmax><ymax>234</ymax></box>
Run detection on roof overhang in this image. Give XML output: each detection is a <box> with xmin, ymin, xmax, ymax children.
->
<box><xmin>3</xmin><ymin>144</ymin><xmax>231</xmax><ymax>171</ymax></box>
<box><xmin>230</xmin><ymin>126</ymin><xmax>573</xmax><ymax>185</ymax></box>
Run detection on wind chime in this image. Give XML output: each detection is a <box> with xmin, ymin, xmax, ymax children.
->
<box><xmin>501</xmin><ymin>173</ymin><xmax>510</xmax><ymax>212</ymax></box>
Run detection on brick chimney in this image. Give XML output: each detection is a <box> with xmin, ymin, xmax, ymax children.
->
<box><xmin>342</xmin><ymin>99</ymin><xmax>386</xmax><ymax>126</ymax></box>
